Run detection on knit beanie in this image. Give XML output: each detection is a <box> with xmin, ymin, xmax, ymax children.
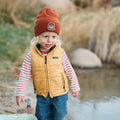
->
<box><xmin>34</xmin><ymin>8</ymin><xmax>60</xmax><ymax>37</ymax></box>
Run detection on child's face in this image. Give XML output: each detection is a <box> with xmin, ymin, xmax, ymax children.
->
<box><xmin>38</xmin><ymin>32</ymin><xmax>58</xmax><ymax>51</ymax></box>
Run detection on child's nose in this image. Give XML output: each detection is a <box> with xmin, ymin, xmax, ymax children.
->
<box><xmin>48</xmin><ymin>37</ymin><xmax>52</xmax><ymax>42</ymax></box>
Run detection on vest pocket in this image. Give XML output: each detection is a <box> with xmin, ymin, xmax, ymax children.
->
<box><xmin>33</xmin><ymin>78</ymin><xmax>46</xmax><ymax>92</ymax></box>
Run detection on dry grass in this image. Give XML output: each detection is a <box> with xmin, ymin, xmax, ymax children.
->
<box><xmin>60</xmin><ymin>10</ymin><xmax>104</xmax><ymax>57</ymax></box>
<box><xmin>72</xmin><ymin>0</ymin><xmax>92</xmax><ymax>8</ymax></box>
<box><xmin>72</xmin><ymin>0</ymin><xmax>113</xmax><ymax>9</ymax></box>
<box><xmin>60</xmin><ymin>7</ymin><xmax>120</xmax><ymax>65</ymax></box>
<box><xmin>40</xmin><ymin>0</ymin><xmax>76</xmax><ymax>15</ymax></box>
<box><xmin>1</xmin><ymin>1</ymin><xmax>120</xmax><ymax>65</ymax></box>
<box><xmin>0</xmin><ymin>0</ymin><xmax>45</xmax><ymax>27</ymax></box>
<box><xmin>93</xmin><ymin>0</ymin><xmax>112</xmax><ymax>9</ymax></box>
<box><xmin>88</xmin><ymin>7</ymin><xmax>120</xmax><ymax>63</ymax></box>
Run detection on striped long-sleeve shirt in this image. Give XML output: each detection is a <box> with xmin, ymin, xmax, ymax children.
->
<box><xmin>16</xmin><ymin>49</ymin><xmax>80</xmax><ymax>97</ymax></box>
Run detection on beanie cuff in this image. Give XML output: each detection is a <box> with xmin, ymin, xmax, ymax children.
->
<box><xmin>34</xmin><ymin>21</ymin><xmax>60</xmax><ymax>37</ymax></box>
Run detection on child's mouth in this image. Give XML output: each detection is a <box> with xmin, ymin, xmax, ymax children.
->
<box><xmin>45</xmin><ymin>44</ymin><xmax>52</xmax><ymax>48</ymax></box>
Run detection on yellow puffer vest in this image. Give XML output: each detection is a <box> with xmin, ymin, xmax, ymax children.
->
<box><xmin>31</xmin><ymin>45</ymin><xmax>69</xmax><ymax>98</ymax></box>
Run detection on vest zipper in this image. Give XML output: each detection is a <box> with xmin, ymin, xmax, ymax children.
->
<box><xmin>45</xmin><ymin>56</ymin><xmax>51</xmax><ymax>97</ymax></box>
<box><xmin>45</xmin><ymin>56</ymin><xmax>47</xmax><ymax>64</ymax></box>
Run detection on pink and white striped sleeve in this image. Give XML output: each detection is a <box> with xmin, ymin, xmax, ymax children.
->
<box><xmin>61</xmin><ymin>49</ymin><xmax>80</xmax><ymax>92</ymax></box>
<box><xmin>16</xmin><ymin>52</ymin><xmax>32</xmax><ymax>97</ymax></box>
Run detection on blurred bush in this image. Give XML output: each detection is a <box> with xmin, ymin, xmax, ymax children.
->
<box><xmin>60</xmin><ymin>10</ymin><xmax>104</xmax><ymax>56</ymax></box>
<box><xmin>0</xmin><ymin>24</ymin><xmax>33</xmax><ymax>64</ymax></box>
<box><xmin>111</xmin><ymin>0</ymin><xmax>120</xmax><ymax>6</ymax></box>
<box><xmin>89</xmin><ymin>7</ymin><xmax>120</xmax><ymax>64</ymax></box>
<box><xmin>0</xmin><ymin>0</ymin><xmax>45</xmax><ymax>27</ymax></box>
<box><xmin>71</xmin><ymin>0</ymin><xmax>120</xmax><ymax>9</ymax></box>
<box><xmin>72</xmin><ymin>0</ymin><xmax>92</xmax><ymax>8</ymax></box>
<box><xmin>0</xmin><ymin>0</ymin><xmax>45</xmax><ymax>70</ymax></box>
<box><xmin>0</xmin><ymin>0</ymin><xmax>120</xmax><ymax>70</ymax></box>
<box><xmin>60</xmin><ymin>7</ymin><xmax>120</xmax><ymax>65</ymax></box>
<box><xmin>40</xmin><ymin>0</ymin><xmax>76</xmax><ymax>14</ymax></box>
<box><xmin>93</xmin><ymin>0</ymin><xmax>112</xmax><ymax>9</ymax></box>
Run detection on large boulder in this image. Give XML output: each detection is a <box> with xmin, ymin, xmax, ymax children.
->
<box><xmin>71</xmin><ymin>48</ymin><xmax>102</xmax><ymax>68</ymax></box>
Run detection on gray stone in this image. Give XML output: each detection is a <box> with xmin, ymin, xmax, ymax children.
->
<box><xmin>71</xmin><ymin>48</ymin><xmax>102</xmax><ymax>68</ymax></box>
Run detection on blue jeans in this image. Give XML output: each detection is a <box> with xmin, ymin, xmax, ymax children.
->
<box><xmin>35</xmin><ymin>93</ymin><xmax>68</xmax><ymax>120</ymax></box>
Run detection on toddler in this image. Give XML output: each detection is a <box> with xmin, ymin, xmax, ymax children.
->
<box><xmin>16</xmin><ymin>7</ymin><xmax>80</xmax><ymax>120</ymax></box>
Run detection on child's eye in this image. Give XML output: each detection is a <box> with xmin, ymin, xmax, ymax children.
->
<box><xmin>52</xmin><ymin>36</ymin><xmax>56</xmax><ymax>38</ymax></box>
<box><xmin>44</xmin><ymin>35</ymin><xmax>48</xmax><ymax>38</ymax></box>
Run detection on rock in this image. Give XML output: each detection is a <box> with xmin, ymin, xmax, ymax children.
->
<box><xmin>40</xmin><ymin>0</ymin><xmax>76</xmax><ymax>14</ymax></box>
<box><xmin>71</xmin><ymin>48</ymin><xmax>102</xmax><ymax>68</ymax></box>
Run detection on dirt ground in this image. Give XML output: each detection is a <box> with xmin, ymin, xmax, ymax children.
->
<box><xmin>0</xmin><ymin>69</ymin><xmax>73</xmax><ymax>120</ymax></box>
<box><xmin>0</xmin><ymin>70</ymin><xmax>17</xmax><ymax>114</ymax></box>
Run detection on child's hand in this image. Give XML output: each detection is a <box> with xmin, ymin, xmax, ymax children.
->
<box><xmin>16</xmin><ymin>96</ymin><xmax>24</xmax><ymax>106</ymax></box>
<box><xmin>72</xmin><ymin>91</ymin><xmax>79</xmax><ymax>98</ymax></box>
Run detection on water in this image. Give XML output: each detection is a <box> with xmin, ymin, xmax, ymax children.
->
<box><xmin>67</xmin><ymin>64</ymin><xmax>120</xmax><ymax>120</ymax></box>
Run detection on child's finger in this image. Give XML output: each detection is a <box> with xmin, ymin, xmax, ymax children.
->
<box><xmin>72</xmin><ymin>92</ymin><xmax>76</xmax><ymax>97</ymax></box>
<box><xmin>72</xmin><ymin>91</ymin><xmax>79</xmax><ymax>97</ymax></box>
<box><xmin>16</xmin><ymin>98</ymin><xmax>20</xmax><ymax>106</ymax></box>
<box><xmin>17</xmin><ymin>101</ymin><xmax>20</xmax><ymax>106</ymax></box>
<box><xmin>22</xmin><ymin>98</ymin><xmax>25</xmax><ymax>103</ymax></box>
<box><xmin>73</xmin><ymin>93</ymin><xmax>77</xmax><ymax>97</ymax></box>
<box><xmin>16</xmin><ymin>97</ymin><xmax>23</xmax><ymax>106</ymax></box>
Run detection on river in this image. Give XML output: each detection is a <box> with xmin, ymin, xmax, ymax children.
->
<box><xmin>67</xmin><ymin>64</ymin><xmax>120</xmax><ymax>120</ymax></box>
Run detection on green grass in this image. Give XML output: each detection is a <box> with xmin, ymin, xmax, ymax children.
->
<box><xmin>0</xmin><ymin>62</ymin><xmax>10</xmax><ymax>70</ymax></box>
<box><xmin>0</xmin><ymin>22</ymin><xmax>34</xmax><ymax>68</ymax></box>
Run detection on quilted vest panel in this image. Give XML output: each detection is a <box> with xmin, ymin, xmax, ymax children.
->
<box><xmin>31</xmin><ymin>45</ymin><xmax>69</xmax><ymax>98</ymax></box>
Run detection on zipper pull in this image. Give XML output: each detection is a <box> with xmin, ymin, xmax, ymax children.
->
<box><xmin>63</xmin><ymin>86</ymin><xmax>66</xmax><ymax>92</ymax></box>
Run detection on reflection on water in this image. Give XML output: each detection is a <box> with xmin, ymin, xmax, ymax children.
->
<box><xmin>68</xmin><ymin>64</ymin><xmax>120</xmax><ymax>120</ymax></box>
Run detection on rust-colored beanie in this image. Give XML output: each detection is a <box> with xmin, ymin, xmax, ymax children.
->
<box><xmin>34</xmin><ymin>8</ymin><xmax>60</xmax><ymax>36</ymax></box>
